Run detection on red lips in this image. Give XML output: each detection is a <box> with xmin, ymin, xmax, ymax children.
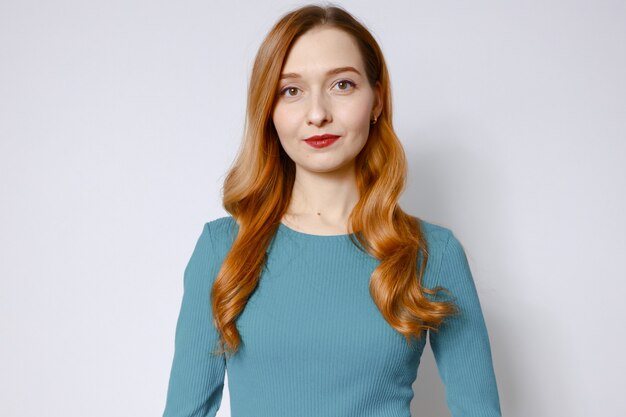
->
<box><xmin>304</xmin><ymin>134</ymin><xmax>341</xmax><ymax>149</ymax></box>
<box><xmin>304</xmin><ymin>134</ymin><xmax>340</xmax><ymax>141</ymax></box>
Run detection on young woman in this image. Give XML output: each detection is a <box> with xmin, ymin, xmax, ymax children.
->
<box><xmin>162</xmin><ymin>4</ymin><xmax>502</xmax><ymax>417</ymax></box>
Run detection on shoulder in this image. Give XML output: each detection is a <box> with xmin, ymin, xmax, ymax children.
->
<box><xmin>203</xmin><ymin>215</ymin><xmax>239</xmax><ymax>255</ymax></box>
<box><xmin>206</xmin><ymin>215</ymin><xmax>238</xmax><ymax>235</ymax></box>
<box><xmin>185</xmin><ymin>216</ymin><xmax>238</xmax><ymax>283</ymax></box>
<box><xmin>417</xmin><ymin>218</ymin><xmax>469</xmax><ymax>289</ymax></box>
<box><xmin>418</xmin><ymin>218</ymin><xmax>455</xmax><ymax>250</ymax></box>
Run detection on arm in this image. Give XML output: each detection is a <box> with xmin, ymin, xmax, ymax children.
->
<box><xmin>162</xmin><ymin>222</ymin><xmax>227</xmax><ymax>417</ymax></box>
<box><xmin>428</xmin><ymin>231</ymin><xmax>502</xmax><ymax>417</ymax></box>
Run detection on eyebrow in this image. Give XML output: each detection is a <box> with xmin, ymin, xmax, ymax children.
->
<box><xmin>279</xmin><ymin>66</ymin><xmax>362</xmax><ymax>80</ymax></box>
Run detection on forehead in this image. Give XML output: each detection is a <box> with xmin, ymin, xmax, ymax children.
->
<box><xmin>281</xmin><ymin>26</ymin><xmax>365</xmax><ymax>75</ymax></box>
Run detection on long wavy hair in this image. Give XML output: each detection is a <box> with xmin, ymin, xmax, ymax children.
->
<box><xmin>212</xmin><ymin>3</ymin><xmax>458</xmax><ymax>357</ymax></box>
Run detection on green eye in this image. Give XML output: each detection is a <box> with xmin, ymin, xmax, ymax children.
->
<box><xmin>335</xmin><ymin>80</ymin><xmax>356</xmax><ymax>90</ymax></box>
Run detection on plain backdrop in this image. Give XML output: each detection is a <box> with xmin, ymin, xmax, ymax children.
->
<box><xmin>1</xmin><ymin>1</ymin><xmax>625</xmax><ymax>416</ymax></box>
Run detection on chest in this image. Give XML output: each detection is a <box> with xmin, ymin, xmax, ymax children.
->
<box><xmin>228</xmin><ymin>247</ymin><xmax>425</xmax><ymax>377</ymax></box>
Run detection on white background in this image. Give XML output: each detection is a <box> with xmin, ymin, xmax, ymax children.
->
<box><xmin>1</xmin><ymin>1</ymin><xmax>625</xmax><ymax>416</ymax></box>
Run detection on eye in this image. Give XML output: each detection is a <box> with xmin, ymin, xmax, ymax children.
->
<box><xmin>334</xmin><ymin>80</ymin><xmax>356</xmax><ymax>91</ymax></box>
<box><xmin>279</xmin><ymin>86</ymin><xmax>301</xmax><ymax>97</ymax></box>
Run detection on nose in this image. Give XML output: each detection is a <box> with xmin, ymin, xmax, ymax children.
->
<box><xmin>306</xmin><ymin>92</ymin><xmax>332</xmax><ymax>126</ymax></box>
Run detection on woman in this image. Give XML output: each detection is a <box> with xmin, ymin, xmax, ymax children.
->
<box><xmin>162</xmin><ymin>4</ymin><xmax>502</xmax><ymax>417</ymax></box>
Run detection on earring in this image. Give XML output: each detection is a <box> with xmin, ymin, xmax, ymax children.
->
<box><xmin>370</xmin><ymin>115</ymin><xmax>378</xmax><ymax>125</ymax></box>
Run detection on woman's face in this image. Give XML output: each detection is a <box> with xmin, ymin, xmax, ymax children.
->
<box><xmin>271</xmin><ymin>26</ymin><xmax>382</xmax><ymax>175</ymax></box>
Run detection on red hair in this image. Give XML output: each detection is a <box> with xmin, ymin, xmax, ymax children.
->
<box><xmin>212</xmin><ymin>4</ymin><xmax>458</xmax><ymax>357</ymax></box>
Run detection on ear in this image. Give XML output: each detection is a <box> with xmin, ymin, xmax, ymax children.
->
<box><xmin>372</xmin><ymin>81</ymin><xmax>383</xmax><ymax>119</ymax></box>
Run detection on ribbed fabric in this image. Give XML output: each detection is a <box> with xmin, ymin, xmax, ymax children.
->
<box><xmin>162</xmin><ymin>216</ymin><xmax>502</xmax><ymax>417</ymax></box>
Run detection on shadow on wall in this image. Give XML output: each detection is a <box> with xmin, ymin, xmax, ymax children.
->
<box><xmin>411</xmin><ymin>341</ymin><xmax>451</xmax><ymax>417</ymax></box>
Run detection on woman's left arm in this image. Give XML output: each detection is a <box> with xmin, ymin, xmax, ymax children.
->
<box><xmin>428</xmin><ymin>231</ymin><xmax>502</xmax><ymax>417</ymax></box>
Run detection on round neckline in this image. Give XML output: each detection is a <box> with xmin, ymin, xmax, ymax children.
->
<box><xmin>278</xmin><ymin>221</ymin><xmax>356</xmax><ymax>239</ymax></box>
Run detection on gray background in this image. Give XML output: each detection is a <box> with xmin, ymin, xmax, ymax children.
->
<box><xmin>1</xmin><ymin>1</ymin><xmax>625</xmax><ymax>416</ymax></box>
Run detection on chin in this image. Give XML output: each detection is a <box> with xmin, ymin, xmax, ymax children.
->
<box><xmin>297</xmin><ymin>158</ymin><xmax>356</xmax><ymax>174</ymax></box>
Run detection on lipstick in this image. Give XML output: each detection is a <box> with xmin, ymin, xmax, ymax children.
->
<box><xmin>304</xmin><ymin>134</ymin><xmax>340</xmax><ymax>149</ymax></box>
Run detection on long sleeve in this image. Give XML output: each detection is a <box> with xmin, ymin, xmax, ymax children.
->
<box><xmin>428</xmin><ymin>231</ymin><xmax>502</xmax><ymax>417</ymax></box>
<box><xmin>162</xmin><ymin>222</ymin><xmax>227</xmax><ymax>417</ymax></box>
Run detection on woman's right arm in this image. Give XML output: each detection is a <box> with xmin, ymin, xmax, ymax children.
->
<box><xmin>162</xmin><ymin>222</ymin><xmax>227</xmax><ymax>417</ymax></box>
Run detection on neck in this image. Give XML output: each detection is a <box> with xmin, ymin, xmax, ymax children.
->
<box><xmin>285</xmin><ymin>161</ymin><xmax>359</xmax><ymax>228</ymax></box>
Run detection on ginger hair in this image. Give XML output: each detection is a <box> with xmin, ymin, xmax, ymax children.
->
<box><xmin>211</xmin><ymin>3</ymin><xmax>458</xmax><ymax>357</ymax></box>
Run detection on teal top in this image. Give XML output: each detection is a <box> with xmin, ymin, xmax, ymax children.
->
<box><xmin>162</xmin><ymin>216</ymin><xmax>501</xmax><ymax>417</ymax></box>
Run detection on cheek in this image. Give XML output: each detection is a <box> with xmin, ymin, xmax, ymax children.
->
<box><xmin>272</xmin><ymin>107</ymin><xmax>293</xmax><ymax>139</ymax></box>
<box><xmin>272</xmin><ymin>108</ymin><xmax>299</xmax><ymax>155</ymax></box>
<box><xmin>341</xmin><ymin>97</ymin><xmax>373</xmax><ymax>128</ymax></box>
